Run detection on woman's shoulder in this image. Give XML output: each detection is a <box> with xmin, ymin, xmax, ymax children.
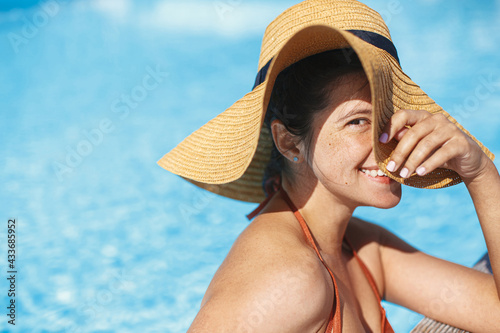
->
<box><xmin>196</xmin><ymin>211</ymin><xmax>333</xmax><ymax>332</ymax></box>
<box><xmin>345</xmin><ymin>217</ymin><xmax>390</xmax><ymax>295</ymax></box>
<box><xmin>211</xmin><ymin>210</ymin><xmax>333</xmax><ymax>296</ymax></box>
<box><xmin>346</xmin><ymin>216</ymin><xmax>385</xmax><ymax>244</ymax></box>
<box><xmin>346</xmin><ymin>216</ymin><xmax>408</xmax><ymax>251</ymax></box>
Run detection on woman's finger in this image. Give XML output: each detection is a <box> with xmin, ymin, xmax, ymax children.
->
<box><xmin>379</xmin><ymin>109</ymin><xmax>432</xmax><ymax>143</ymax></box>
<box><xmin>399</xmin><ymin>130</ymin><xmax>451</xmax><ymax>177</ymax></box>
<box><xmin>379</xmin><ymin>111</ymin><xmax>466</xmax><ymax>177</ymax></box>
<box><xmin>383</xmin><ymin>115</ymin><xmax>451</xmax><ymax>176</ymax></box>
<box><xmin>386</xmin><ymin>118</ymin><xmax>436</xmax><ymax>173</ymax></box>
<box><xmin>411</xmin><ymin>138</ymin><xmax>464</xmax><ymax>177</ymax></box>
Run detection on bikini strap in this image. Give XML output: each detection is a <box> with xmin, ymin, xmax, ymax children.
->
<box><xmin>247</xmin><ymin>175</ymin><xmax>281</xmax><ymax>220</ymax></box>
<box><xmin>343</xmin><ymin>238</ymin><xmax>382</xmax><ymax>303</ymax></box>
<box><xmin>281</xmin><ymin>190</ymin><xmax>341</xmax><ymax>333</ymax></box>
<box><xmin>343</xmin><ymin>238</ymin><xmax>392</xmax><ymax>333</ymax></box>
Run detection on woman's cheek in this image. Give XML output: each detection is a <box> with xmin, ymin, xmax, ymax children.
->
<box><xmin>315</xmin><ymin>136</ymin><xmax>355</xmax><ymax>175</ymax></box>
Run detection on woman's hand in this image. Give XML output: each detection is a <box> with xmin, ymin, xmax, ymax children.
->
<box><xmin>380</xmin><ymin>109</ymin><xmax>500</xmax><ymax>325</ymax></box>
<box><xmin>379</xmin><ymin>109</ymin><xmax>491</xmax><ymax>182</ymax></box>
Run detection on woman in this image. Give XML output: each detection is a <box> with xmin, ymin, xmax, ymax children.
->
<box><xmin>159</xmin><ymin>0</ymin><xmax>500</xmax><ymax>332</ymax></box>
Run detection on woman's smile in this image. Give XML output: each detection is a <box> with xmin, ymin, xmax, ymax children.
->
<box><xmin>358</xmin><ymin>167</ymin><xmax>393</xmax><ymax>185</ymax></box>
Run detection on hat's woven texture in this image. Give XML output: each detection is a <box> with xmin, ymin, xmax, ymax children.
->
<box><xmin>158</xmin><ymin>0</ymin><xmax>494</xmax><ymax>203</ymax></box>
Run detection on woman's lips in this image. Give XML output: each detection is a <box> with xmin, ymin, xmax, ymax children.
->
<box><xmin>359</xmin><ymin>168</ymin><xmax>393</xmax><ymax>184</ymax></box>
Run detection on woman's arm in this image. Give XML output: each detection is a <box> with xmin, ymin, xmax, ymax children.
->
<box><xmin>378</xmin><ymin>226</ymin><xmax>500</xmax><ymax>332</ymax></box>
<box><xmin>377</xmin><ymin>109</ymin><xmax>500</xmax><ymax>331</ymax></box>
<box><xmin>464</xmin><ymin>160</ymin><xmax>500</xmax><ymax>298</ymax></box>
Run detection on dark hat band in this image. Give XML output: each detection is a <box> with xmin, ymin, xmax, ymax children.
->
<box><xmin>252</xmin><ymin>29</ymin><xmax>400</xmax><ymax>90</ymax></box>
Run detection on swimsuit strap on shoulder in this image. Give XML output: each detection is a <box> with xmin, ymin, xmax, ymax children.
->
<box><xmin>343</xmin><ymin>238</ymin><xmax>395</xmax><ymax>333</ymax></box>
<box><xmin>343</xmin><ymin>238</ymin><xmax>382</xmax><ymax>303</ymax></box>
<box><xmin>281</xmin><ymin>190</ymin><xmax>341</xmax><ymax>333</ymax></box>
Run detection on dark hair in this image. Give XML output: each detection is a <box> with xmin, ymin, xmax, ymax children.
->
<box><xmin>263</xmin><ymin>49</ymin><xmax>364</xmax><ymax>189</ymax></box>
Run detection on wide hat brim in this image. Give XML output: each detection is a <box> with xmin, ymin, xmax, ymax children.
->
<box><xmin>158</xmin><ymin>25</ymin><xmax>494</xmax><ymax>203</ymax></box>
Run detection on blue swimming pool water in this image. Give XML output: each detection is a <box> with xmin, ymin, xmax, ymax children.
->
<box><xmin>1</xmin><ymin>1</ymin><xmax>499</xmax><ymax>332</ymax></box>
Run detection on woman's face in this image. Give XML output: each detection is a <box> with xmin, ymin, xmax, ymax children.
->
<box><xmin>304</xmin><ymin>72</ymin><xmax>402</xmax><ymax>209</ymax></box>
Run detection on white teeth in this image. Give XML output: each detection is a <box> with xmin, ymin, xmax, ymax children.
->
<box><xmin>360</xmin><ymin>168</ymin><xmax>388</xmax><ymax>177</ymax></box>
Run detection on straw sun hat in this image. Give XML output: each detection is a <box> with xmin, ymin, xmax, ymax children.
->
<box><xmin>158</xmin><ymin>0</ymin><xmax>494</xmax><ymax>203</ymax></box>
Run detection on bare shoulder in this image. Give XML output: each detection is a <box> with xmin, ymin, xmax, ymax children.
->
<box><xmin>345</xmin><ymin>216</ymin><xmax>387</xmax><ymax>258</ymax></box>
<box><xmin>189</xmin><ymin>211</ymin><xmax>333</xmax><ymax>333</ymax></box>
<box><xmin>345</xmin><ymin>216</ymin><xmax>412</xmax><ymax>297</ymax></box>
<box><xmin>346</xmin><ymin>216</ymin><xmax>413</xmax><ymax>249</ymax></box>
<box><xmin>347</xmin><ymin>216</ymin><xmax>417</xmax><ymax>256</ymax></box>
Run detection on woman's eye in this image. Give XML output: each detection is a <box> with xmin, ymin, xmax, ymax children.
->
<box><xmin>348</xmin><ymin>118</ymin><xmax>369</xmax><ymax>126</ymax></box>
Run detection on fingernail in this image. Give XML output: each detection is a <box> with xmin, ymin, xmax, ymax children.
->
<box><xmin>400</xmin><ymin>168</ymin><xmax>409</xmax><ymax>178</ymax></box>
<box><xmin>386</xmin><ymin>161</ymin><xmax>396</xmax><ymax>172</ymax></box>
<box><xmin>416</xmin><ymin>166</ymin><xmax>426</xmax><ymax>176</ymax></box>
<box><xmin>379</xmin><ymin>133</ymin><xmax>389</xmax><ymax>143</ymax></box>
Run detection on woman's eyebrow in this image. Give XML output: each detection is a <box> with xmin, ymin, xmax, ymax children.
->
<box><xmin>336</xmin><ymin>109</ymin><xmax>372</xmax><ymax>122</ymax></box>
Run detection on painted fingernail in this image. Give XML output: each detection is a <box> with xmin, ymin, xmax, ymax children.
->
<box><xmin>386</xmin><ymin>161</ymin><xmax>396</xmax><ymax>172</ymax></box>
<box><xmin>400</xmin><ymin>168</ymin><xmax>409</xmax><ymax>178</ymax></box>
<box><xmin>416</xmin><ymin>166</ymin><xmax>426</xmax><ymax>176</ymax></box>
<box><xmin>379</xmin><ymin>133</ymin><xmax>389</xmax><ymax>143</ymax></box>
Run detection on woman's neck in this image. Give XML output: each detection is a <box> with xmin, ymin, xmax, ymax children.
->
<box><xmin>282</xmin><ymin>176</ymin><xmax>355</xmax><ymax>256</ymax></box>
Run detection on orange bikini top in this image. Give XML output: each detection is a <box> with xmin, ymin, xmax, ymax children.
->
<box><xmin>281</xmin><ymin>190</ymin><xmax>395</xmax><ymax>333</ymax></box>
